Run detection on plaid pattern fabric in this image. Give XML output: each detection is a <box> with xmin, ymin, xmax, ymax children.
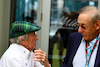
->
<box><xmin>10</xmin><ymin>21</ymin><xmax>41</xmax><ymax>38</ymax></box>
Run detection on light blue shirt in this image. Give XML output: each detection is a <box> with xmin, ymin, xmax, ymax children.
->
<box><xmin>73</xmin><ymin>34</ymin><xmax>100</xmax><ymax>67</ymax></box>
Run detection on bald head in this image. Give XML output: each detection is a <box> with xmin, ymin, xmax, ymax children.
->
<box><xmin>79</xmin><ymin>6</ymin><xmax>99</xmax><ymax>23</ymax></box>
<box><xmin>79</xmin><ymin>6</ymin><xmax>99</xmax><ymax>14</ymax></box>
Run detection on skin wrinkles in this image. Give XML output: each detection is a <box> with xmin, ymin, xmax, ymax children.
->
<box><xmin>78</xmin><ymin>13</ymin><xmax>99</xmax><ymax>42</ymax></box>
<box><xmin>20</xmin><ymin>32</ymin><xmax>39</xmax><ymax>51</ymax></box>
<box><xmin>20</xmin><ymin>32</ymin><xmax>50</xmax><ymax>67</ymax></box>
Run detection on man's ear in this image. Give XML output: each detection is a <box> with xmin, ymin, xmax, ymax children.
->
<box><xmin>95</xmin><ymin>20</ymin><xmax>100</xmax><ymax>30</ymax></box>
<box><xmin>20</xmin><ymin>36</ymin><xmax>26</xmax><ymax>44</ymax></box>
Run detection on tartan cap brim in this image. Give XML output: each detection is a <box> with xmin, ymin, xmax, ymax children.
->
<box><xmin>10</xmin><ymin>21</ymin><xmax>41</xmax><ymax>38</ymax></box>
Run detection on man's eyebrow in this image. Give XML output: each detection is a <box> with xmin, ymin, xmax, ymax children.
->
<box><xmin>78</xmin><ymin>23</ymin><xmax>86</xmax><ymax>25</ymax></box>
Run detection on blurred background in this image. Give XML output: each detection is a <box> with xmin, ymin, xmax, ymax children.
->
<box><xmin>0</xmin><ymin>0</ymin><xmax>99</xmax><ymax>67</ymax></box>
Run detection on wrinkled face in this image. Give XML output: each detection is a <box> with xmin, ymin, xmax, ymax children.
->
<box><xmin>24</xmin><ymin>32</ymin><xmax>39</xmax><ymax>51</ymax></box>
<box><xmin>78</xmin><ymin>14</ymin><xmax>98</xmax><ymax>42</ymax></box>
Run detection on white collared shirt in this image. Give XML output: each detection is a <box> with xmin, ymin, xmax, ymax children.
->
<box><xmin>73</xmin><ymin>34</ymin><xmax>100</xmax><ymax>67</ymax></box>
<box><xmin>0</xmin><ymin>43</ymin><xmax>44</xmax><ymax>67</ymax></box>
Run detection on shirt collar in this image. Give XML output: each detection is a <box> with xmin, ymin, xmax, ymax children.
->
<box><xmin>82</xmin><ymin>33</ymin><xmax>100</xmax><ymax>46</ymax></box>
<box><xmin>11</xmin><ymin>43</ymin><xmax>31</xmax><ymax>59</ymax></box>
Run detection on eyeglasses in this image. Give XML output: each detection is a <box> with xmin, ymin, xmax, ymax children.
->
<box><xmin>77</xmin><ymin>22</ymin><xmax>93</xmax><ymax>29</ymax></box>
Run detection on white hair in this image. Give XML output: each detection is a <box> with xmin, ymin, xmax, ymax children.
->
<box><xmin>10</xmin><ymin>34</ymin><xmax>29</xmax><ymax>44</ymax></box>
<box><xmin>92</xmin><ymin>11</ymin><xmax>100</xmax><ymax>23</ymax></box>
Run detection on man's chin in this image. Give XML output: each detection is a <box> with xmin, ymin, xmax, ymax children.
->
<box><xmin>33</xmin><ymin>47</ymin><xmax>35</xmax><ymax>50</ymax></box>
<box><xmin>83</xmin><ymin>37</ymin><xmax>88</xmax><ymax>41</ymax></box>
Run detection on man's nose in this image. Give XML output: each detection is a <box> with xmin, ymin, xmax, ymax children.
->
<box><xmin>78</xmin><ymin>26</ymin><xmax>84</xmax><ymax>33</ymax></box>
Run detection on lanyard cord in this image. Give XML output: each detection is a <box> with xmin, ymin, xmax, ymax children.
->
<box><xmin>85</xmin><ymin>36</ymin><xmax>98</xmax><ymax>67</ymax></box>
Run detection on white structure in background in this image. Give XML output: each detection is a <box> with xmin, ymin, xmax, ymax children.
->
<box><xmin>57</xmin><ymin>0</ymin><xmax>64</xmax><ymax>19</ymax></box>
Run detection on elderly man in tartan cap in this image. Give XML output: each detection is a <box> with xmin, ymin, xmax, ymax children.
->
<box><xmin>0</xmin><ymin>21</ymin><xmax>50</xmax><ymax>67</ymax></box>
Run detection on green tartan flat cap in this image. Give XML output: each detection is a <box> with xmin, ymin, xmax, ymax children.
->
<box><xmin>10</xmin><ymin>21</ymin><xmax>41</xmax><ymax>38</ymax></box>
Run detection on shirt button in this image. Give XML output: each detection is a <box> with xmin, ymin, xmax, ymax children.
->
<box><xmin>24</xmin><ymin>51</ymin><xmax>26</xmax><ymax>53</ymax></box>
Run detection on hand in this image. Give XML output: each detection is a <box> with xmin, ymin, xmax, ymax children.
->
<box><xmin>32</xmin><ymin>48</ymin><xmax>50</xmax><ymax>67</ymax></box>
